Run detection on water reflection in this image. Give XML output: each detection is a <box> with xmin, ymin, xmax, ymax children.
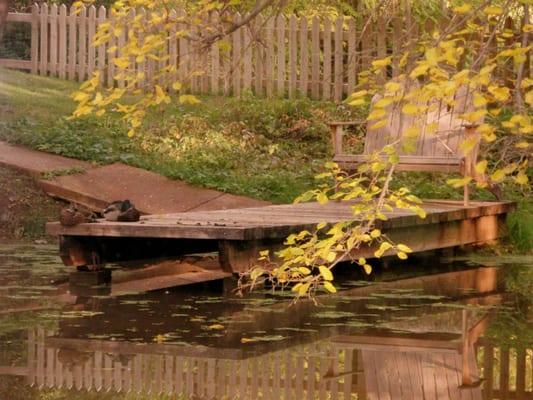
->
<box><xmin>0</xmin><ymin>244</ymin><xmax>532</xmax><ymax>399</ymax></box>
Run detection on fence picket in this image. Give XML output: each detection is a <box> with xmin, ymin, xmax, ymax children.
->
<box><xmin>58</xmin><ymin>5</ymin><xmax>67</xmax><ymax>79</ymax></box>
<box><xmin>311</xmin><ymin>16</ymin><xmax>320</xmax><ymax>99</ymax></box>
<box><xmin>97</xmin><ymin>6</ymin><xmax>106</xmax><ymax>85</ymax></box>
<box><xmin>210</xmin><ymin>12</ymin><xmax>220</xmax><ymax>94</ymax></box>
<box><xmin>39</xmin><ymin>3</ymin><xmax>48</xmax><ymax>76</ymax></box>
<box><xmin>265</xmin><ymin>17</ymin><xmax>274</xmax><ymax>97</ymax></box>
<box><xmin>232</xmin><ymin>13</ymin><xmax>242</xmax><ymax>97</ymax></box>
<box><xmin>334</xmin><ymin>16</ymin><xmax>343</xmax><ymax>102</ymax></box>
<box><xmin>5</xmin><ymin>5</ymin><xmax>526</xmax><ymax>103</ymax></box>
<box><xmin>288</xmin><ymin>14</ymin><xmax>297</xmax><ymax>98</ymax></box>
<box><xmin>87</xmin><ymin>5</ymin><xmax>96</xmax><ymax>79</ymax></box>
<box><xmin>31</xmin><ymin>4</ymin><xmax>39</xmax><ymax>74</ymax></box>
<box><xmin>347</xmin><ymin>18</ymin><xmax>356</xmax><ymax>94</ymax></box>
<box><xmin>322</xmin><ymin>17</ymin><xmax>332</xmax><ymax>100</ymax></box>
<box><xmin>49</xmin><ymin>4</ymin><xmax>58</xmax><ymax>76</ymax></box>
<box><xmin>78</xmin><ymin>6</ymin><xmax>87</xmax><ymax>81</ymax></box>
<box><xmin>276</xmin><ymin>14</ymin><xmax>286</xmax><ymax>96</ymax></box>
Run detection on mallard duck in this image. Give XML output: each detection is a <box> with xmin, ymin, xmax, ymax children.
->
<box><xmin>59</xmin><ymin>204</ymin><xmax>96</xmax><ymax>226</ymax></box>
<box><xmin>103</xmin><ymin>199</ymin><xmax>140</xmax><ymax>222</ymax></box>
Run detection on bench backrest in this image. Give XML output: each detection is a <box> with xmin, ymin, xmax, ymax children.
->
<box><xmin>363</xmin><ymin>84</ymin><xmax>479</xmax><ymax>160</ymax></box>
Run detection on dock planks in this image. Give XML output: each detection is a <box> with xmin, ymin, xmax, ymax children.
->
<box><xmin>47</xmin><ymin>200</ymin><xmax>515</xmax><ymax>273</ymax></box>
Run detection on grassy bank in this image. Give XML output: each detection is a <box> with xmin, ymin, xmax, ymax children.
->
<box><xmin>0</xmin><ymin>67</ymin><xmax>531</xmax><ymax>251</ymax></box>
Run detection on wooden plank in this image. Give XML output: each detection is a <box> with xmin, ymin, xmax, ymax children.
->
<box><xmin>68</xmin><ymin>5</ymin><xmax>77</xmax><ymax>81</ymax></box>
<box><xmin>0</xmin><ymin>59</ymin><xmax>31</xmax><ymax>69</ymax></box>
<box><xmin>87</xmin><ymin>5</ymin><xmax>96</xmax><ymax>79</ymax></box>
<box><xmin>299</xmin><ymin>17</ymin><xmax>309</xmax><ymax>96</ymax></box>
<box><xmin>6</xmin><ymin>12</ymin><xmax>32</xmax><ymax>22</ymax></box>
<box><xmin>48</xmin><ymin>4</ymin><xmax>58</xmax><ymax>76</ymax></box>
<box><xmin>239</xmin><ymin>358</ymin><xmax>248</xmax><ymax>399</ymax></box>
<box><xmin>276</xmin><ymin>14</ymin><xmax>286</xmax><ymax>96</ymax></box>
<box><xmin>46</xmin><ymin>346</ymin><xmax>55</xmax><ymax>387</ymax></box>
<box><xmin>97</xmin><ymin>6</ymin><xmax>106</xmax><ymax>85</ymax></box>
<box><xmin>333</xmin><ymin>16</ymin><xmax>343</xmax><ymax>102</ymax></box>
<box><xmin>243</xmin><ymin>18</ymin><xmax>253</xmax><ymax>92</ymax></box>
<box><xmin>516</xmin><ymin>348</ymin><xmax>526</xmax><ymax>399</ymax></box>
<box><xmin>232</xmin><ymin>14</ymin><xmax>242</xmax><ymax>97</ymax></box>
<box><xmin>265</xmin><ymin>17</ymin><xmax>274</xmax><ymax>97</ymax></box>
<box><xmin>116</xmin><ymin>12</ymin><xmax>126</xmax><ymax>89</ymax></box>
<box><xmin>58</xmin><ymin>5</ymin><xmax>67</xmax><ymax>79</ymax></box>
<box><xmin>39</xmin><ymin>3</ymin><xmax>48</xmax><ymax>76</ymax></box>
<box><xmin>288</xmin><ymin>15</ymin><xmax>297</xmax><ymax>98</ymax></box>
<box><xmin>253</xmin><ymin>15</ymin><xmax>264</xmax><ymax>95</ymax></box>
<box><xmin>322</xmin><ymin>18</ymin><xmax>332</xmax><ymax>100</ymax></box>
<box><xmin>78</xmin><ymin>6</ymin><xmax>87</xmax><ymax>81</ymax></box>
<box><xmin>31</xmin><ymin>5</ymin><xmax>39</xmax><ymax>74</ymax></box>
<box><xmin>210</xmin><ymin>14</ymin><xmax>220</xmax><ymax>94</ymax></box>
<box><xmin>347</xmin><ymin>18</ymin><xmax>356</xmax><ymax>94</ymax></box>
<box><xmin>311</xmin><ymin>17</ymin><xmax>320</xmax><ymax>99</ymax></box>
<box><xmin>169</xmin><ymin>9</ymin><xmax>178</xmax><ymax>90</ymax></box>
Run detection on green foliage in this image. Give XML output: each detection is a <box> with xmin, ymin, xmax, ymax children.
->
<box><xmin>507</xmin><ymin>201</ymin><xmax>533</xmax><ymax>252</ymax></box>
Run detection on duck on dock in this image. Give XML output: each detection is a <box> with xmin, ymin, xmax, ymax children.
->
<box><xmin>59</xmin><ymin>204</ymin><xmax>96</xmax><ymax>226</ymax></box>
<box><xmin>103</xmin><ymin>200</ymin><xmax>140</xmax><ymax>222</ymax></box>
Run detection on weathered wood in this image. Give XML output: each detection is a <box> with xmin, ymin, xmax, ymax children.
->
<box><xmin>322</xmin><ymin>18</ymin><xmax>332</xmax><ymax>100</ymax></box>
<box><xmin>288</xmin><ymin>15</ymin><xmax>297</xmax><ymax>98</ymax></box>
<box><xmin>58</xmin><ymin>5</ymin><xmax>67</xmax><ymax>79</ymax></box>
<box><xmin>276</xmin><ymin>14</ymin><xmax>286</xmax><ymax>96</ymax></box>
<box><xmin>311</xmin><ymin>17</ymin><xmax>320</xmax><ymax>99</ymax></box>
<box><xmin>39</xmin><ymin>3</ymin><xmax>48</xmax><ymax>76</ymax></box>
<box><xmin>299</xmin><ymin>17</ymin><xmax>308</xmax><ymax>96</ymax></box>
<box><xmin>97</xmin><ymin>6</ymin><xmax>106</xmax><ymax>84</ymax></box>
<box><xmin>78</xmin><ymin>6</ymin><xmax>87</xmax><ymax>81</ymax></box>
<box><xmin>68</xmin><ymin>5</ymin><xmax>76</xmax><ymax>80</ymax></box>
<box><xmin>49</xmin><ymin>4</ymin><xmax>58</xmax><ymax>77</ymax></box>
<box><xmin>265</xmin><ymin>17</ymin><xmax>275</xmax><ymax>97</ymax></box>
<box><xmin>334</xmin><ymin>17</ymin><xmax>343</xmax><ymax>102</ymax></box>
<box><xmin>30</xmin><ymin>5</ymin><xmax>39</xmax><ymax>74</ymax></box>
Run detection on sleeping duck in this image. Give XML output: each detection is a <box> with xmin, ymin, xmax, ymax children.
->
<box><xmin>60</xmin><ymin>204</ymin><xmax>96</xmax><ymax>226</ymax></box>
<box><xmin>103</xmin><ymin>199</ymin><xmax>141</xmax><ymax>222</ymax></box>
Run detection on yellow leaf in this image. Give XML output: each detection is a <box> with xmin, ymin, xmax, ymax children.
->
<box><xmin>363</xmin><ymin>264</ymin><xmax>372</xmax><ymax>275</ymax></box>
<box><xmin>348</xmin><ymin>98</ymin><xmax>365</xmax><ymax>107</ymax></box>
<box><xmin>447</xmin><ymin>177</ymin><xmax>472</xmax><ymax>188</ymax></box>
<box><xmin>459</xmin><ymin>137</ymin><xmax>478</xmax><ymax>155</ymax></box>
<box><xmin>323</xmin><ymin>281</ymin><xmax>337</xmax><ymax>293</ymax></box>
<box><xmin>397</xmin><ymin>251</ymin><xmax>408</xmax><ymax>260</ymax></box>
<box><xmin>402</xmin><ymin>103</ymin><xmax>418</xmax><ymax>115</ymax></box>
<box><xmin>484</xmin><ymin>5</ymin><xmax>503</xmax><ymax>15</ymax></box>
<box><xmin>453</xmin><ymin>4</ymin><xmax>472</xmax><ymax>14</ymax></box>
<box><xmin>358</xmin><ymin>257</ymin><xmax>366</xmax><ymax>265</ymax></box>
<box><xmin>298</xmin><ymin>267</ymin><xmax>311</xmax><ymax>275</ymax></box>
<box><xmin>172</xmin><ymin>81</ymin><xmax>182</xmax><ymax>91</ymax></box>
<box><xmin>319</xmin><ymin>265</ymin><xmax>334</xmax><ymax>281</ymax></box>
<box><xmin>490</xmin><ymin>169</ymin><xmax>506</xmax><ymax>183</ymax></box>
<box><xmin>515</xmin><ymin>141</ymin><xmax>530</xmax><ymax>149</ymax></box>
<box><xmin>317</xmin><ymin>192</ymin><xmax>329</xmax><ymax>205</ymax></box>
<box><xmin>475</xmin><ymin>160</ymin><xmax>488</xmax><ymax>174</ymax></box>
<box><xmin>370</xmin><ymin>120</ymin><xmax>388</xmax><ymax>130</ymax></box>
<box><xmin>385</xmin><ymin>82</ymin><xmax>401</xmax><ymax>93</ymax></box>
<box><xmin>351</xmin><ymin>90</ymin><xmax>368</xmax><ymax>98</ymax></box>
<box><xmin>127</xmin><ymin>129</ymin><xmax>135</xmax><ymax>138</ymax></box>
<box><xmin>397</xmin><ymin>244</ymin><xmax>412</xmax><ymax>253</ymax></box>
<box><xmin>370</xmin><ymin>229</ymin><xmax>381</xmax><ymax>238</ymax></box>
<box><xmin>473</xmin><ymin>93</ymin><xmax>487</xmax><ymax>108</ymax></box>
<box><xmin>374</xmin><ymin>97</ymin><xmax>394</xmax><ymax>108</ymax></box>
<box><xmin>525</xmin><ymin>90</ymin><xmax>533</xmax><ymax>106</ymax></box>
<box><xmin>514</xmin><ymin>172</ymin><xmax>529</xmax><ymax>185</ymax></box>
<box><xmin>372</xmin><ymin>56</ymin><xmax>392</xmax><ymax>69</ymax></box>
<box><xmin>179</xmin><ymin>94</ymin><xmax>201</xmax><ymax>104</ymax></box>
<box><xmin>208</xmin><ymin>324</ymin><xmax>225</xmax><ymax>330</ymax></box>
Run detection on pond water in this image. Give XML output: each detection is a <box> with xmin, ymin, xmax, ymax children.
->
<box><xmin>0</xmin><ymin>243</ymin><xmax>532</xmax><ymax>400</ymax></box>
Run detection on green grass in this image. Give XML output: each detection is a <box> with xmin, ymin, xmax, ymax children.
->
<box><xmin>0</xmin><ymin>67</ymin><xmax>531</xmax><ymax>252</ymax></box>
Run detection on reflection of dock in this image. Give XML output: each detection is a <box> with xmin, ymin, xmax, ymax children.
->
<box><xmin>47</xmin><ymin>200</ymin><xmax>514</xmax><ymax>274</ymax></box>
<box><xmin>6</xmin><ymin>267</ymin><xmax>528</xmax><ymax>399</ymax></box>
<box><xmin>21</xmin><ymin>328</ymin><xmax>533</xmax><ymax>399</ymax></box>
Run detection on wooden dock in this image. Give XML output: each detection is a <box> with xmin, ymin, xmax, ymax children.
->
<box><xmin>46</xmin><ymin>199</ymin><xmax>515</xmax><ymax>274</ymax></box>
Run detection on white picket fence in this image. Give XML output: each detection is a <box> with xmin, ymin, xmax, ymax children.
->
<box><xmin>1</xmin><ymin>4</ymin><xmax>527</xmax><ymax>102</ymax></box>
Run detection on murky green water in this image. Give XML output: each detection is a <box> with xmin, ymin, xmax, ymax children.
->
<box><xmin>0</xmin><ymin>243</ymin><xmax>532</xmax><ymax>399</ymax></box>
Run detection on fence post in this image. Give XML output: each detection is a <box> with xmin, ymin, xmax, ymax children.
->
<box><xmin>288</xmin><ymin>14</ymin><xmax>297</xmax><ymax>98</ymax></box>
<box><xmin>347</xmin><ymin>18</ymin><xmax>356</xmax><ymax>94</ymax></box>
<box><xmin>311</xmin><ymin>16</ymin><xmax>320</xmax><ymax>99</ymax></box>
<box><xmin>97</xmin><ymin>6</ymin><xmax>106</xmax><ymax>85</ymax></box>
<box><xmin>322</xmin><ymin>17</ymin><xmax>332</xmax><ymax>100</ymax></box>
<box><xmin>334</xmin><ymin>16</ymin><xmax>343</xmax><ymax>102</ymax></box>
<box><xmin>78</xmin><ymin>5</ymin><xmax>87</xmax><ymax>81</ymax></box>
<box><xmin>30</xmin><ymin>4</ymin><xmax>39</xmax><ymax>74</ymax></box>
<box><xmin>87</xmin><ymin>5</ymin><xmax>96</xmax><ymax>79</ymax></box>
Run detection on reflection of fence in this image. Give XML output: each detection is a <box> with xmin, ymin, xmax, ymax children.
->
<box><xmin>24</xmin><ymin>328</ymin><xmax>533</xmax><ymax>399</ymax></box>
<box><xmin>1</xmin><ymin>4</ymin><xmax>528</xmax><ymax>102</ymax></box>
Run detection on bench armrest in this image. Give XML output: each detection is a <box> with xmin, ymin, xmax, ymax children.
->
<box><xmin>328</xmin><ymin>120</ymin><xmax>366</xmax><ymax>127</ymax></box>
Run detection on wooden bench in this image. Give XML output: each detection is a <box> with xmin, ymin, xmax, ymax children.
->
<box><xmin>330</xmin><ymin>84</ymin><xmax>483</xmax><ymax>205</ymax></box>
